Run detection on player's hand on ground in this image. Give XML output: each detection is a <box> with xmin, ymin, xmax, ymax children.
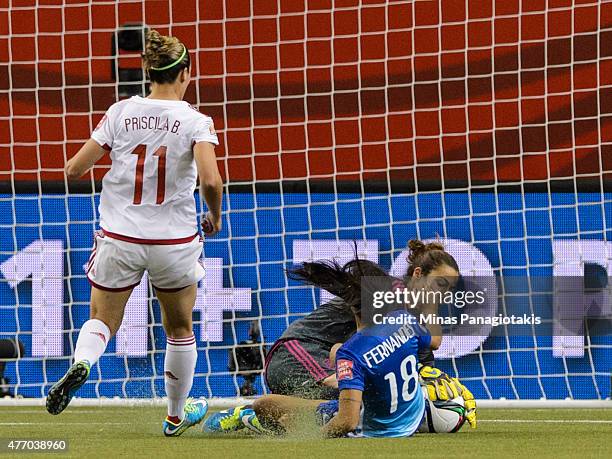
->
<box><xmin>418</xmin><ymin>365</ymin><xmax>477</xmax><ymax>428</ymax></box>
<box><xmin>202</xmin><ymin>212</ymin><xmax>221</xmax><ymax>236</ymax></box>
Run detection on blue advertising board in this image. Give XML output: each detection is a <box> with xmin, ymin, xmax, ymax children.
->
<box><xmin>0</xmin><ymin>192</ymin><xmax>610</xmax><ymax>399</ymax></box>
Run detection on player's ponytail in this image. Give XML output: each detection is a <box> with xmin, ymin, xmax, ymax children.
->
<box><xmin>143</xmin><ymin>29</ymin><xmax>190</xmax><ymax>84</ymax></box>
<box><xmin>406</xmin><ymin>239</ymin><xmax>459</xmax><ymax>277</ymax></box>
<box><xmin>287</xmin><ymin>258</ymin><xmax>392</xmax><ymax>317</ymax></box>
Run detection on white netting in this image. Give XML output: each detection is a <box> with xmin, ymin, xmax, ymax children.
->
<box><xmin>0</xmin><ymin>0</ymin><xmax>610</xmax><ymax>401</ymax></box>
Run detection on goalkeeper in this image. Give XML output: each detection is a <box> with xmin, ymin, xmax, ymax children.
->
<box><xmin>204</xmin><ymin>240</ymin><xmax>477</xmax><ymax>432</ymax></box>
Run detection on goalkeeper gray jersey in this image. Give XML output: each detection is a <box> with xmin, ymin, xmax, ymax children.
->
<box><xmin>280</xmin><ymin>297</ymin><xmax>356</xmax><ymax>350</ymax></box>
<box><xmin>280</xmin><ymin>297</ymin><xmax>435</xmax><ymax>366</ymax></box>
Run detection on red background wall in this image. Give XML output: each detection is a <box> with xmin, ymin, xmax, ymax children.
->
<box><xmin>1</xmin><ymin>0</ymin><xmax>610</xmax><ymax>185</ymax></box>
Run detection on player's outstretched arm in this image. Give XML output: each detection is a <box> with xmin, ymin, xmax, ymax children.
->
<box><xmin>323</xmin><ymin>389</ymin><xmax>362</xmax><ymax>437</ymax></box>
<box><xmin>194</xmin><ymin>141</ymin><xmax>223</xmax><ymax>235</ymax></box>
<box><xmin>65</xmin><ymin>139</ymin><xmax>108</xmax><ymax>180</ymax></box>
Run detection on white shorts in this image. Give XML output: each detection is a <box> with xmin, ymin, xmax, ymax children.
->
<box><xmin>86</xmin><ymin>231</ymin><xmax>205</xmax><ymax>292</ymax></box>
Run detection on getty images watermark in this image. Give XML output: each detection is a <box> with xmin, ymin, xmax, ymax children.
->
<box><xmin>373</xmin><ymin>287</ymin><xmax>486</xmax><ymax>309</ymax></box>
<box><xmin>357</xmin><ymin>275</ymin><xmax>612</xmax><ymax>336</ymax></box>
<box><xmin>370</xmin><ymin>285</ymin><xmax>541</xmax><ymax>327</ymax></box>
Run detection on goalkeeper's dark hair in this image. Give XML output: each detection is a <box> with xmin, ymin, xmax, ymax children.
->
<box><xmin>405</xmin><ymin>239</ymin><xmax>459</xmax><ymax>277</ymax></box>
<box><xmin>287</xmin><ymin>258</ymin><xmax>392</xmax><ymax>318</ymax></box>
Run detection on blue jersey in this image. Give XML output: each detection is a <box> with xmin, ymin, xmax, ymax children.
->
<box><xmin>335</xmin><ymin>317</ymin><xmax>431</xmax><ymax>438</ymax></box>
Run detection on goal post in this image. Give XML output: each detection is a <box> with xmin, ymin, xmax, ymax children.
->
<box><xmin>1</xmin><ymin>0</ymin><xmax>611</xmax><ymax>406</ymax></box>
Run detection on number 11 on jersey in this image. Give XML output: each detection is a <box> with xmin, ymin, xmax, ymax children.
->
<box><xmin>131</xmin><ymin>144</ymin><xmax>167</xmax><ymax>205</ymax></box>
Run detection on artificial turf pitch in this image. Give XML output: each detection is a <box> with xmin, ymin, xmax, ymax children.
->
<box><xmin>1</xmin><ymin>407</ymin><xmax>611</xmax><ymax>458</ymax></box>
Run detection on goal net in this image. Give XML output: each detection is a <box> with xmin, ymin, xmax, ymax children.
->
<box><xmin>1</xmin><ymin>0</ymin><xmax>610</xmax><ymax>403</ymax></box>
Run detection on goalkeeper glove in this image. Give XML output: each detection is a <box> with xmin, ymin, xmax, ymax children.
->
<box><xmin>418</xmin><ymin>365</ymin><xmax>477</xmax><ymax>429</ymax></box>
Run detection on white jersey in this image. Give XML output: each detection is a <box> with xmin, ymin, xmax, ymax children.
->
<box><xmin>90</xmin><ymin>96</ymin><xmax>218</xmax><ymax>242</ymax></box>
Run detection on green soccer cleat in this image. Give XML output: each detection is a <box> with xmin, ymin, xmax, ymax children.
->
<box><xmin>163</xmin><ymin>398</ymin><xmax>209</xmax><ymax>437</ymax></box>
<box><xmin>240</xmin><ymin>407</ymin><xmax>266</xmax><ymax>434</ymax></box>
<box><xmin>203</xmin><ymin>405</ymin><xmax>266</xmax><ymax>434</ymax></box>
<box><xmin>203</xmin><ymin>405</ymin><xmax>245</xmax><ymax>433</ymax></box>
<box><xmin>46</xmin><ymin>360</ymin><xmax>91</xmax><ymax>415</ymax></box>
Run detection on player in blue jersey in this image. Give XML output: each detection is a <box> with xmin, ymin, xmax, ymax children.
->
<box><xmin>325</xmin><ymin>315</ymin><xmax>436</xmax><ymax>437</ymax></box>
<box><xmin>250</xmin><ymin>256</ymin><xmax>455</xmax><ymax>437</ymax></box>
<box><xmin>263</xmin><ymin>240</ymin><xmax>451</xmax><ymax>402</ymax></box>
<box><xmin>204</xmin><ymin>242</ymin><xmax>477</xmax><ymax>434</ymax></box>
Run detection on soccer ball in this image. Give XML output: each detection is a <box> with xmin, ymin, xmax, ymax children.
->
<box><xmin>418</xmin><ymin>388</ymin><xmax>467</xmax><ymax>433</ymax></box>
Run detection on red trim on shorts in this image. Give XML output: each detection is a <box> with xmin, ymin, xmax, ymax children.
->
<box><xmin>101</xmin><ymin>229</ymin><xmax>199</xmax><ymax>245</ymax></box>
<box><xmin>152</xmin><ymin>284</ymin><xmax>192</xmax><ymax>293</ymax></box>
<box><xmin>85</xmin><ymin>248</ymin><xmax>96</xmax><ymax>274</ymax></box>
<box><xmin>87</xmin><ymin>277</ymin><xmax>140</xmax><ymax>292</ymax></box>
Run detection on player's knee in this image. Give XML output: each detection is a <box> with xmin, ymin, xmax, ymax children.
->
<box><xmin>252</xmin><ymin>397</ymin><xmax>262</xmax><ymax>412</ymax></box>
<box><xmin>90</xmin><ymin>315</ymin><xmax>120</xmax><ymax>337</ymax></box>
<box><xmin>252</xmin><ymin>397</ymin><xmax>283</xmax><ymax>433</ymax></box>
<box><xmin>159</xmin><ymin>304</ymin><xmax>193</xmax><ymax>338</ymax></box>
<box><xmin>253</xmin><ymin>395</ymin><xmax>279</xmax><ymax>420</ymax></box>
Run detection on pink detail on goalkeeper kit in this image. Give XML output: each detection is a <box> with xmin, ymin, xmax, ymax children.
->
<box><xmin>283</xmin><ymin>340</ymin><xmax>328</xmax><ymax>381</ymax></box>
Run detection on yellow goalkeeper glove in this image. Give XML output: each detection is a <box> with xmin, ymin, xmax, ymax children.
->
<box><xmin>418</xmin><ymin>365</ymin><xmax>459</xmax><ymax>400</ymax></box>
<box><xmin>455</xmin><ymin>378</ymin><xmax>477</xmax><ymax>429</ymax></box>
<box><xmin>418</xmin><ymin>365</ymin><xmax>477</xmax><ymax>429</ymax></box>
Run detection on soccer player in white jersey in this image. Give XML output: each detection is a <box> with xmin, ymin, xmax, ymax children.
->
<box><xmin>46</xmin><ymin>30</ymin><xmax>222</xmax><ymax>437</ymax></box>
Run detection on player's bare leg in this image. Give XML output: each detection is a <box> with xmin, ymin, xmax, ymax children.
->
<box><xmin>205</xmin><ymin>343</ymin><xmax>343</xmax><ymax>434</ymax></box>
<box><xmin>157</xmin><ymin>284</ymin><xmax>197</xmax><ymax>339</ymax></box>
<box><xmin>88</xmin><ymin>286</ymin><xmax>134</xmax><ymax>335</ymax></box>
<box><xmin>46</xmin><ymin>287</ymin><xmax>133</xmax><ymax>415</ymax></box>
<box><xmin>253</xmin><ymin>394</ymin><xmax>324</xmax><ymax>433</ymax></box>
<box><xmin>156</xmin><ymin>284</ymin><xmax>208</xmax><ymax>436</ymax></box>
